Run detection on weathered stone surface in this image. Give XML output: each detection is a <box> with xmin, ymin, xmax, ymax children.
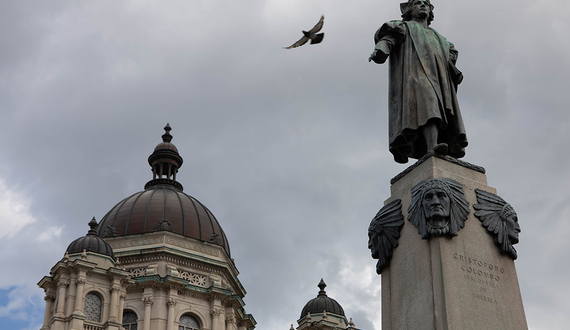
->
<box><xmin>381</xmin><ymin>155</ymin><xmax>527</xmax><ymax>330</ymax></box>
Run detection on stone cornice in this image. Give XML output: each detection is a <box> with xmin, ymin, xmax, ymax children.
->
<box><xmin>391</xmin><ymin>153</ymin><xmax>486</xmax><ymax>185</ymax></box>
<box><xmin>106</xmin><ymin>232</ymin><xmax>223</xmax><ymax>259</ymax></box>
<box><xmin>117</xmin><ymin>251</ymin><xmax>245</xmax><ymax>297</ymax></box>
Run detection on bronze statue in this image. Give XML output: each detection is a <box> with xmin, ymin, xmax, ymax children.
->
<box><xmin>473</xmin><ymin>189</ymin><xmax>521</xmax><ymax>259</ymax></box>
<box><xmin>408</xmin><ymin>178</ymin><xmax>470</xmax><ymax>239</ymax></box>
<box><xmin>369</xmin><ymin>0</ymin><xmax>467</xmax><ymax>164</ymax></box>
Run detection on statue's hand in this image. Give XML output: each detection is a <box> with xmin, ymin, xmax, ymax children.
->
<box><xmin>369</xmin><ymin>49</ymin><xmax>379</xmax><ymax>62</ymax></box>
<box><xmin>369</xmin><ymin>48</ymin><xmax>388</xmax><ymax>64</ymax></box>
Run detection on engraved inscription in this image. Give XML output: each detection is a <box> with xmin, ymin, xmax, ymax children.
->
<box><xmin>453</xmin><ymin>252</ymin><xmax>506</xmax><ymax>305</ymax></box>
<box><xmin>472</xmin><ymin>293</ymin><xmax>498</xmax><ymax>304</ymax></box>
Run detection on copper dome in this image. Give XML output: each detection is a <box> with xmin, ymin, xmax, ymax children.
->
<box><xmin>67</xmin><ymin>218</ymin><xmax>115</xmax><ymax>260</ymax></box>
<box><xmin>96</xmin><ymin>124</ymin><xmax>231</xmax><ymax>257</ymax></box>
<box><xmin>300</xmin><ymin>279</ymin><xmax>345</xmax><ymax>318</ymax></box>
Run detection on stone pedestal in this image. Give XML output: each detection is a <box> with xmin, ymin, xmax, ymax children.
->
<box><xmin>382</xmin><ymin>155</ymin><xmax>527</xmax><ymax>330</ymax></box>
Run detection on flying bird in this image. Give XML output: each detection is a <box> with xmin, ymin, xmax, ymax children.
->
<box><xmin>284</xmin><ymin>15</ymin><xmax>325</xmax><ymax>49</ymax></box>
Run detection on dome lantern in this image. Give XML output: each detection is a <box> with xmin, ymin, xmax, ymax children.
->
<box><xmin>145</xmin><ymin>123</ymin><xmax>184</xmax><ymax>191</ymax></box>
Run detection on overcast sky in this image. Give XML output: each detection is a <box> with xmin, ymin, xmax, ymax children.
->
<box><xmin>1</xmin><ymin>1</ymin><xmax>570</xmax><ymax>329</ymax></box>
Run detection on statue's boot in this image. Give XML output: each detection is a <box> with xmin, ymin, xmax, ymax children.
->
<box><xmin>433</xmin><ymin>143</ymin><xmax>448</xmax><ymax>155</ymax></box>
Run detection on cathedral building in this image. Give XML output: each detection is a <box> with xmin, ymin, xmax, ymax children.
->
<box><xmin>37</xmin><ymin>125</ymin><xmax>362</xmax><ymax>330</ymax></box>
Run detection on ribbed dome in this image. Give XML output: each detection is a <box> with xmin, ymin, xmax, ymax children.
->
<box><xmin>95</xmin><ymin>124</ymin><xmax>231</xmax><ymax>257</ymax></box>
<box><xmin>96</xmin><ymin>185</ymin><xmax>231</xmax><ymax>256</ymax></box>
<box><xmin>67</xmin><ymin>217</ymin><xmax>115</xmax><ymax>260</ymax></box>
<box><xmin>300</xmin><ymin>279</ymin><xmax>345</xmax><ymax>318</ymax></box>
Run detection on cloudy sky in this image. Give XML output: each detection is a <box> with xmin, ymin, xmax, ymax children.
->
<box><xmin>1</xmin><ymin>0</ymin><xmax>570</xmax><ymax>329</ymax></box>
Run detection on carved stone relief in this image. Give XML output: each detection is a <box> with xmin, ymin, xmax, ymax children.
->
<box><xmin>408</xmin><ymin>178</ymin><xmax>470</xmax><ymax>239</ymax></box>
<box><xmin>368</xmin><ymin>199</ymin><xmax>404</xmax><ymax>274</ymax></box>
<box><xmin>473</xmin><ymin>189</ymin><xmax>521</xmax><ymax>259</ymax></box>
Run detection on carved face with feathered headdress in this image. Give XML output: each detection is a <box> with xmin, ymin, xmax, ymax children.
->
<box><xmin>473</xmin><ymin>189</ymin><xmax>521</xmax><ymax>259</ymax></box>
<box><xmin>408</xmin><ymin>178</ymin><xmax>470</xmax><ymax>239</ymax></box>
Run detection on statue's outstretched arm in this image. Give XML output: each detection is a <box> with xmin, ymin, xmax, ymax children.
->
<box><xmin>369</xmin><ymin>37</ymin><xmax>395</xmax><ymax>63</ymax></box>
<box><xmin>369</xmin><ymin>21</ymin><xmax>405</xmax><ymax>64</ymax></box>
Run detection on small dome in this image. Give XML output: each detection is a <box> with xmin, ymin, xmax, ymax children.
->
<box><xmin>300</xmin><ymin>279</ymin><xmax>345</xmax><ymax>318</ymax></box>
<box><xmin>67</xmin><ymin>218</ymin><xmax>115</xmax><ymax>260</ymax></box>
<box><xmin>154</xmin><ymin>141</ymin><xmax>179</xmax><ymax>153</ymax></box>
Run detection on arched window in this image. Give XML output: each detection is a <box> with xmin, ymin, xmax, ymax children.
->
<box><xmin>179</xmin><ymin>314</ymin><xmax>201</xmax><ymax>330</ymax></box>
<box><xmin>122</xmin><ymin>310</ymin><xmax>138</xmax><ymax>330</ymax></box>
<box><xmin>84</xmin><ymin>293</ymin><xmax>102</xmax><ymax>322</ymax></box>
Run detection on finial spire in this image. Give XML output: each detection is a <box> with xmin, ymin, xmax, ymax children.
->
<box><xmin>162</xmin><ymin>123</ymin><xmax>173</xmax><ymax>143</ymax></box>
<box><xmin>317</xmin><ymin>278</ymin><xmax>327</xmax><ymax>296</ymax></box>
<box><xmin>88</xmin><ymin>217</ymin><xmax>98</xmax><ymax>235</ymax></box>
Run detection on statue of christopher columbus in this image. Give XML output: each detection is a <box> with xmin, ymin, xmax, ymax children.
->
<box><xmin>369</xmin><ymin>0</ymin><xmax>468</xmax><ymax>164</ymax></box>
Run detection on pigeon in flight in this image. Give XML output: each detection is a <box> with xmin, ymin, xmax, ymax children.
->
<box><xmin>284</xmin><ymin>15</ymin><xmax>325</xmax><ymax>49</ymax></box>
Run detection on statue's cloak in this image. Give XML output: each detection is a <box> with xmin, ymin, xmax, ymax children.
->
<box><xmin>374</xmin><ymin>21</ymin><xmax>468</xmax><ymax>163</ymax></box>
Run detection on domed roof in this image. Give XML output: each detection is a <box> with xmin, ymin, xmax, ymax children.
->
<box><xmin>96</xmin><ymin>124</ymin><xmax>231</xmax><ymax>257</ymax></box>
<box><xmin>67</xmin><ymin>217</ymin><xmax>115</xmax><ymax>260</ymax></box>
<box><xmin>300</xmin><ymin>279</ymin><xmax>345</xmax><ymax>318</ymax></box>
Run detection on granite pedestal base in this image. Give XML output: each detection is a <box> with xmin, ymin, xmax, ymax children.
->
<box><xmin>382</xmin><ymin>155</ymin><xmax>527</xmax><ymax>330</ymax></box>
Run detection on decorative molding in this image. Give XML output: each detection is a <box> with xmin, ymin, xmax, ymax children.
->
<box><xmin>177</xmin><ymin>290</ymin><xmax>209</xmax><ymax>301</ymax></box>
<box><xmin>127</xmin><ymin>268</ymin><xmax>147</xmax><ymax>278</ymax></box>
<box><xmin>210</xmin><ymin>308</ymin><xmax>223</xmax><ymax>318</ymax></box>
<box><xmin>225</xmin><ymin>314</ymin><xmax>236</xmax><ymax>325</ymax></box>
<box><xmin>164</xmin><ymin>236</ymin><xmax>219</xmax><ymax>257</ymax></box>
<box><xmin>126</xmin><ymin>287</ymin><xmax>144</xmax><ymax>294</ymax></box>
<box><xmin>108</xmin><ymin>234</ymin><xmax>220</xmax><ymax>257</ymax></box>
<box><xmin>391</xmin><ymin>153</ymin><xmax>486</xmax><ymax>185</ymax></box>
<box><xmin>58</xmin><ymin>280</ymin><xmax>70</xmax><ymax>287</ymax></box>
<box><xmin>109</xmin><ymin>237</ymin><xmax>164</xmax><ymax>249</ymax></box>
<box><xmin>179</xmin><ymin>271</ymin><xmax>208</xmax><ymax>287</ymax></box>
<box><xmin>166</xmin><ymin>298</ymin><xmax>177</xmax><ymax>307</ymax></box>
<box><xmin>142</xmin><ymin>296</ymin><xmax>154</xmax><ymax>306</ymax></box>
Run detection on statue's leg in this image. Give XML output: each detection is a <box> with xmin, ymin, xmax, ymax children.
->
<box><xmin>422</xmin><ymin>121</ymin><xmax>448</xmax><ymax>155</ymax></box>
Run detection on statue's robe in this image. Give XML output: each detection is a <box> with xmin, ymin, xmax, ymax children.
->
<box><xmin>372</xmin><ymin>21</ymin><xmax>468</xmax><ymax>163</ymax></box>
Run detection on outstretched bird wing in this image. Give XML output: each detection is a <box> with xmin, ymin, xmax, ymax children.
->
<box><xmin>308</xmin><ymin>15</ymin><xmax>324</xmax><ymax>34</ymax></box>
<box><xmin>284</xmin><ymin>36</ymin><xmax>310</xmax><ymax>49</ymax></box>
<box><xmin>284</xmin><ymin>15</ymin><xmax>325</xmax><ymax>49</ymax></box>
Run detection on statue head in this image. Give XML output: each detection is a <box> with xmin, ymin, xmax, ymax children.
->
<box><xmin>474</xmin><ymin>189</ymin><xmax>521</xmax><ymax>259</ymax></box>
<box><xmin>500</xmin><ymin>203</ymin><xmax>521</xmax><ymax>245</ymax></box>
<box><xmin>408</xmin><ymin>178</ymin><xmax>470</xmax><ymax>239</ymax></box>
<box><xmin>422</xmin><ymin>186</ymin><xmax>451</xmax><ymax>234</ymax></box>
<box><xmin>368</xmin><ymin>199</ymin><xmax>404</xmax><ymax>274</ymax></box>
<box><xmin>401</xmin><ymin>0</ymin><xmax>435</xmax><ymax>25</ymax></box>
